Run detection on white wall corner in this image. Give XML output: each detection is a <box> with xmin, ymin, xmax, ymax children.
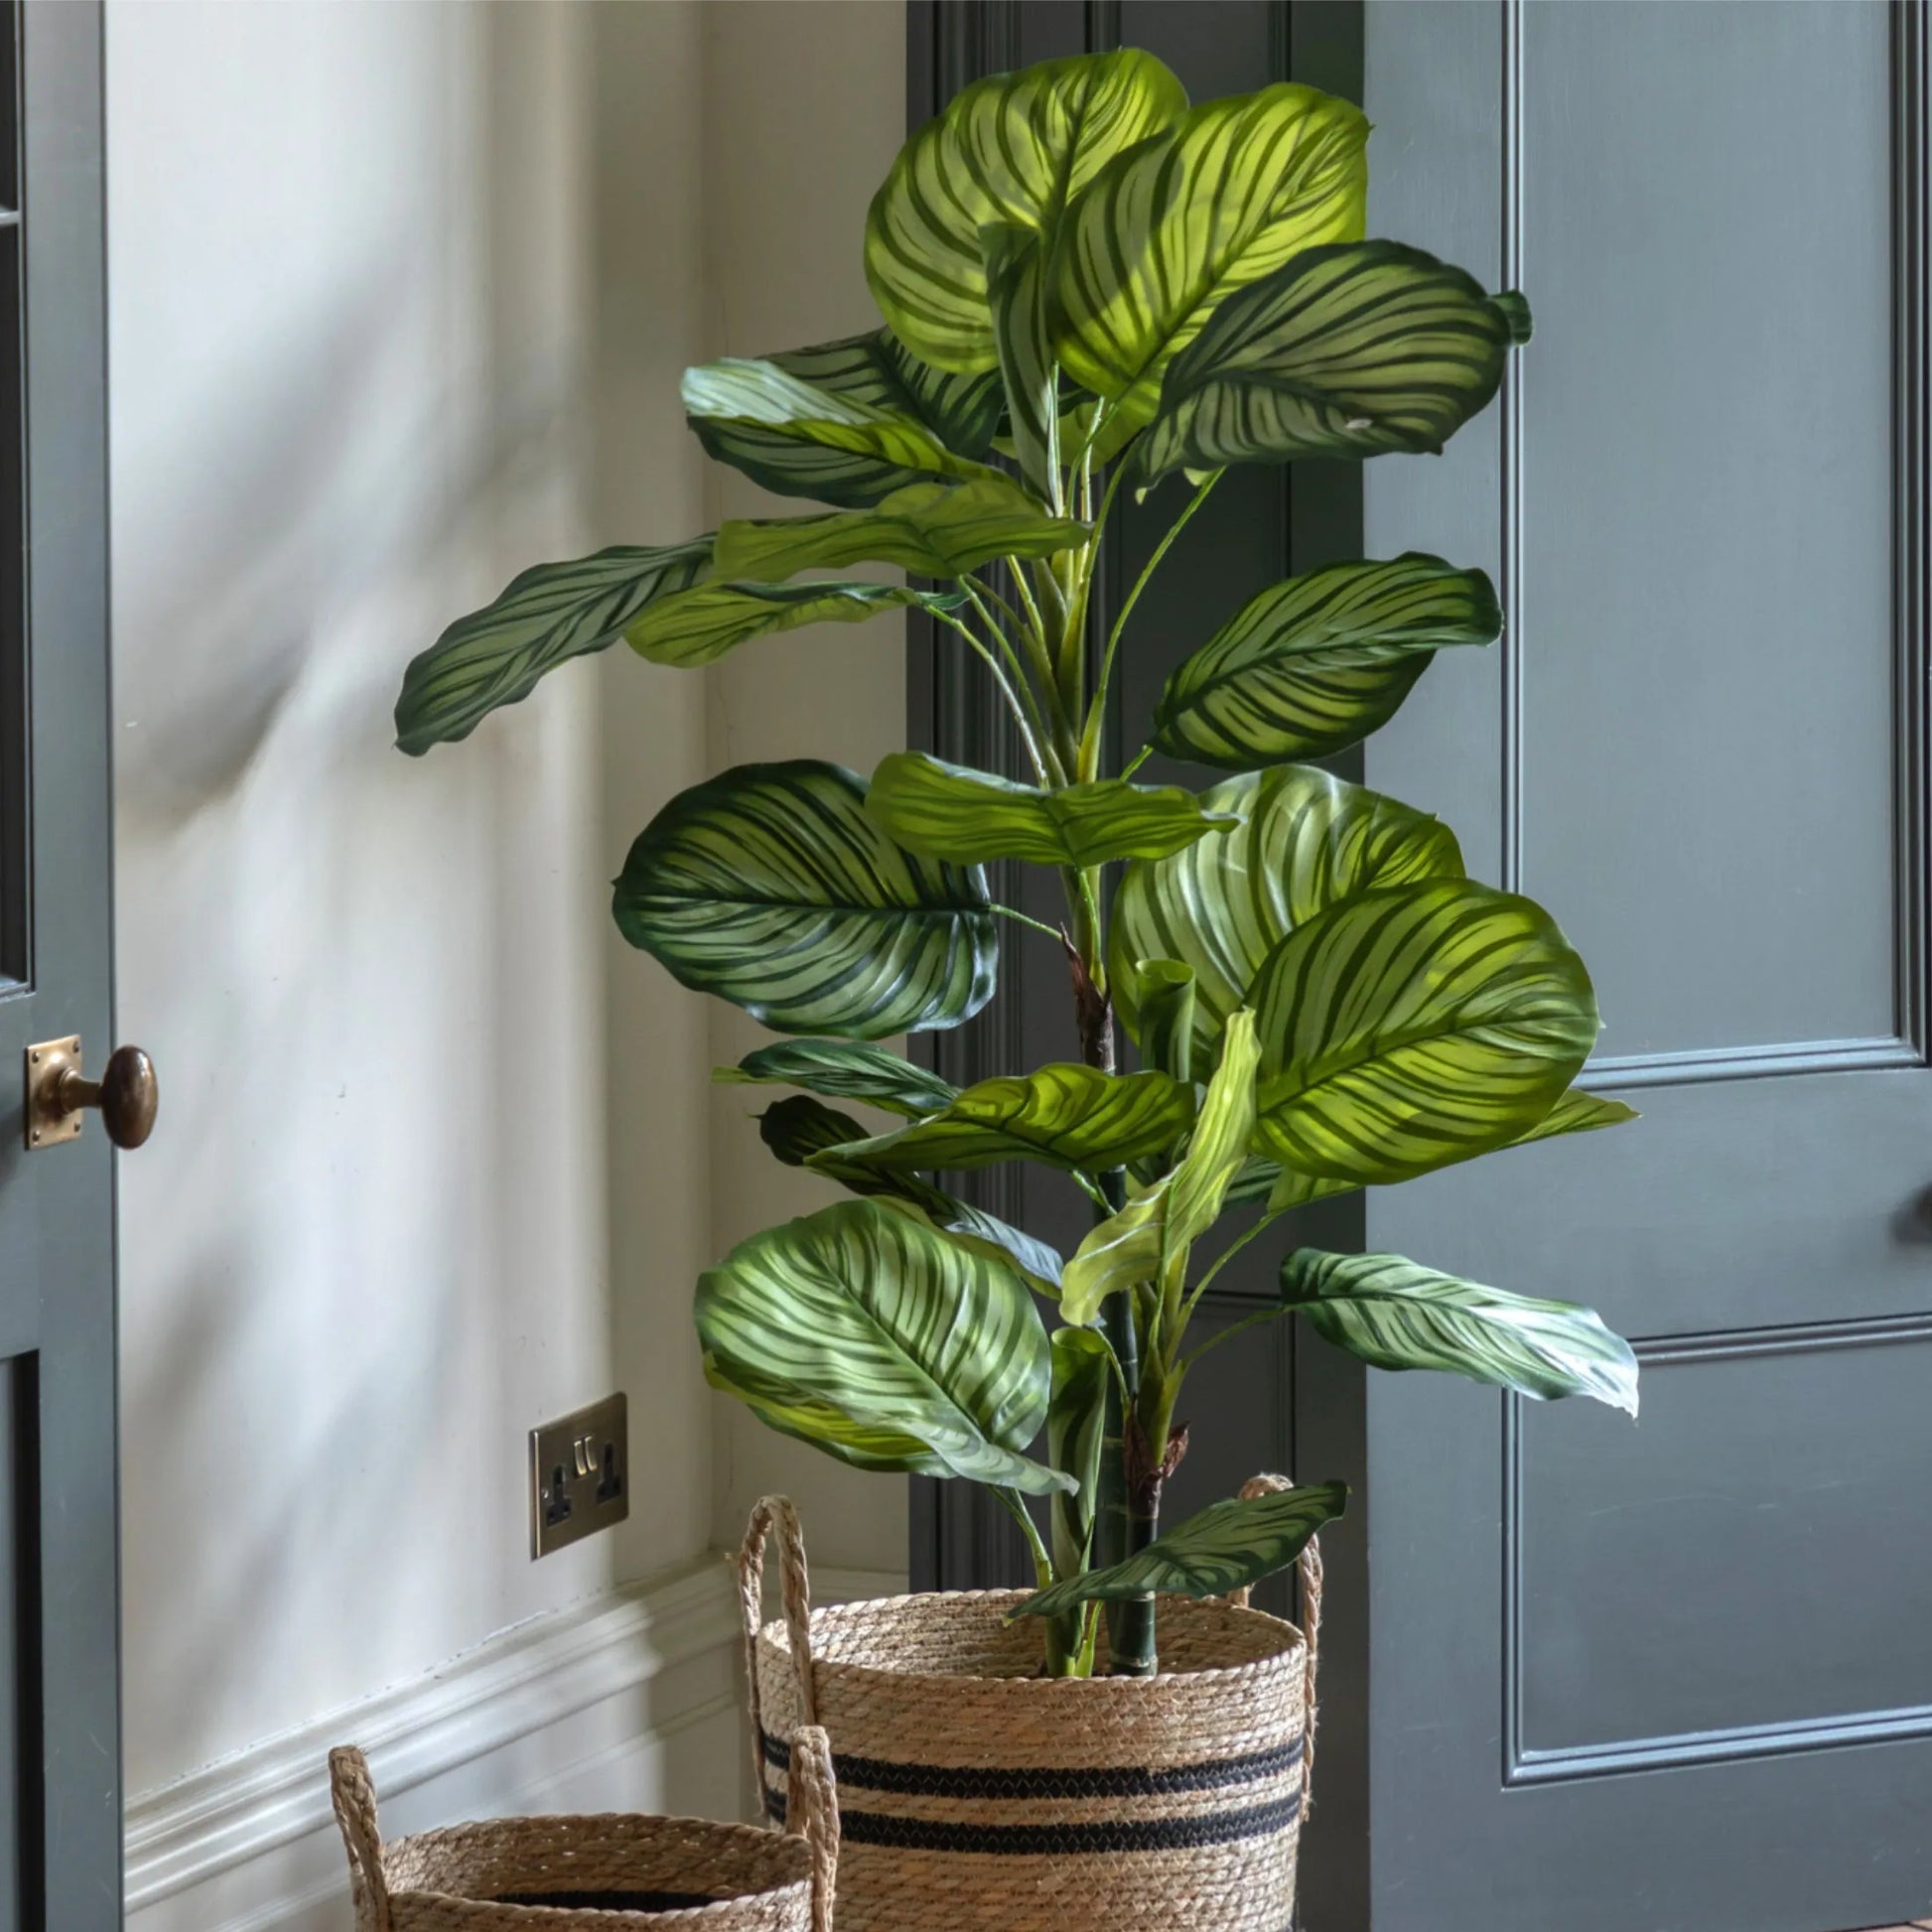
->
<box><xmin>125</xmin><ymin>1558</ymin><xmax>903</xmax><ymax>1932</ymax></box>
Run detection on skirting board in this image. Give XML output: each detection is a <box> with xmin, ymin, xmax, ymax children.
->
<box><xmin>125</xmin><ymin>1556</ymin><xmax>904</xmax><ymax>1932</ymax></box>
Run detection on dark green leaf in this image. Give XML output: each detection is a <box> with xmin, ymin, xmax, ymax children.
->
<box><xmin>1151</xmin><ymin>554</ymin><xmax>1501</xmax><ymax>767</ymax></box>
<box><xmin>1251</xmin><ymin>879</ymin><xmax>1598</xmax><ymax>1184</ymax></box>
<box><xmin>697</xmin><ymin>1198</ymin><xmax>1070</xmax><ymax>1491</ymax></box>
<box><xmin>614</xmin><ymin>760</ymin><xmax>996</xmax><ymax>1039</ymax></box>
<box><xmin>1110</xmin><ymin>763</ymin><xmax>1463</xmax><ymax>1068</ymax></box>
<box><xmin>1141</xmin><ymin>241</ymin><xmax>1531</xmax><ymax>479</ymax></box>
<box><xmin>866</xmin><ymin>50</ymin><xmax>1189</xmax><ymax>373</ymax></box>
<box><xmin>1014</xmin><ymin>1481</ymin><xmax>1348</xmax><ymax>1617</ymax></box>
<box><xmin>980</xmin><ymin>223</ymin><xmax>1060</xmax><ymax>502</ymax></box>
<box><xmin>718</xmin><ymin>1038</ymin><xmax>959</xmax><ymax>1118</ymax></box>
<box><xmin>1047</xmin><ymin>1327</ymin><xmax>1111</xmax><ymax>1585</ymax></box>
<box><xmin>1050</xmin><ymin>84</ymin><xmax>1369</xmax><ymax>426</ymax></box>
<box><xmin>816</xmin><ymin>1064</ymin><xmax>1193</xmax><ymax>1177</ymax></box>
<box><xmin>713</xmin><ymin>478</ymin><xmax>1086</xmax><ymax>585</ymax></box>
<box><xmin>868</xmin><ymin>752</ymin><xmax>1240</xmax><ymax>868</ymax></box>
<box><xmin>396</xmin><ymin>539</ymin><xmax>712</xmax><ymax>755</ymax></box>
<box><xmin>1281</xmin><ymin>1248</ymin><xmax>1638</xmax><ymax>1415</ymax></box>
<box><xmin>1135</xmin><ymin>960</ymin><xmax>1196</xmax><ymax>1084</ymax></box>
<box><xmin>626</xmin><ymin>580</ymin><xmax>955</xmax><ymax>668</ymax></box>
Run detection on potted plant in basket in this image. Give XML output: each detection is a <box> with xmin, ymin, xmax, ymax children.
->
<box><xmin>394</xmin><ymin>48</ymin><xmax>1639</xmax><ymax>1932</ymax></box>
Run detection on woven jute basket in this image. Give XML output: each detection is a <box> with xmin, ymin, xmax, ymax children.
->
<box><xmin>328</xmin><ymin>1730</ymin><xmax>839</xmax><ymax>1930</ymax></box>
<box><xmin>740</xmin><ymin>1475</ymin><xmax>1322</xmax><ymax>1932</ymax></box>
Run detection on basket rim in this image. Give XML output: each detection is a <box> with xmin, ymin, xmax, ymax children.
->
<box><xmin>757</xmin><ymin>1587</ymin><xmax>1307</xmax><ymax>1694</ymax></box>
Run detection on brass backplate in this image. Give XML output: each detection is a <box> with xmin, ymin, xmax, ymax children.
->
<box><xmin>24</xmin><ymin>1036</ymin><xmax>82</xmax><ymax>1151</ymax></box>
<box><xmin>529</xmin><ymin>1392</ymin><xmax>629</xmax><ymax>1560</ymax></box>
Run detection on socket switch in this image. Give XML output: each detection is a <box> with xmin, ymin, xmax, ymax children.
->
<box><xmin>529</xmin><ymin>1392</ymin><xmax>628</xmax><ymax>1559</ymax></box>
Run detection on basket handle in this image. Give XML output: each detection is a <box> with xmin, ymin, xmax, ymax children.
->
<box><xmin>328</xmin><ymin>1746</ymin><xmax>393</xmax><ymax>1932</ymax></box>
<box><xmin>738</xmin><ymin>1496</ymin><xmax>819</xmax><ymax>1810</ymax></box>
<box><xmin>1224</xmin><ymin>1474</ymin><xmax>1323</xmax><ymax>1824</ymax></box>
<box><xmin>784</xmin><ymin>1724</ymin><xmax>840</xmax><ymax>1932</ymax></box>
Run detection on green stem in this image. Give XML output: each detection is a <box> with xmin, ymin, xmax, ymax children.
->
<box><xmin>931</xmin><ymin>609</ymin><xmax>1057</xmax><ymax>785</ymax></box>
<box><xmin>990</xmin><ymin>901</ymin><xmax>1064</xmax><ymax>941</ymax></box>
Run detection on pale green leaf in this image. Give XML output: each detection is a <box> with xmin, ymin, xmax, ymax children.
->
<box><xmin>1014</xmin><ymin>1481</ymin><xmax>1348</xmax><ymax>1617</ymax></box>
<box><xmin>626</xmin><ymin>580</ymin><xmax>956</xmax><ymax>668</ymax></box>
<box><xmin>1281</xmin><ymin>1248</ymin><xmax>1639</xmax><ymax>1415</ymax></box>
<box><xmin>1151</xmin><ymin>553</ymin><xmax>1501</xmax><ymax>768</ymax></box>
<box><xmin>866</xmin><ymin>49</ymin><xmax>1189</xmax><ymax>373</ymax></box>
<box><xmin>868</xmin><ymin>752</ymin><xmax>1240</xmax><ymax>868</ymax></box>
<box><xmin>614</xmin><ymin>759</ymin><xmax>996</xmax><ymax>1039</ymax></box>
<box><xmin>396</xmin><ymin>539</ymin><xmax>712</xmax><ymax>755</ymax></box>
<box><xmin>1142</xmin><ymin>240</ymin><xmax>1532</xmax><ymax>479</ymax></box>
<box><xmin>1110</xmin><ymin>763</ymin><xmax>1463</xmax><ymax>1068</ymax></box>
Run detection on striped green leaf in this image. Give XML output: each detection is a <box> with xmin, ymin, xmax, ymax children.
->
<box><xmin>1281</xmin><ymin>1249</ymin><xmax>1639</xmax><ymax>1416</ymax></box>
<box><xmin>866</xmin><ymin>49</ymin><xmax>1189</xmax><ymax>374</ymax></box>
<box><xmin>614</xmin><ymin>760</ymin><xmax>997</xmax><ymax>1039</ymax></box>
<box><xmin>684</xmin><ymin>329</ymin><xmax>1002</xmax><ymax>508</ymax></box>
<box><xmin>714</xmin><ymin>478</ymin><xmax>1087</xmax><ymax>585</ymax></box>
<box><xmin>1048</xmin><ymin>1326</ymin><xmax>1111</xmax><ymax>1582</ymax></box>
<box><xmin>1014</xmin><ymin>1480</ymin><xmax>1348</xmax><ymax>1617</ymax></box>
<box><xmin>752</xmin><ymin>1095</ymin><xmax>1064</xmax><ymax>1297</ymax></box>
<box><xmin>1141</xmin><ymin>241</ymin><xmax>1533</xmax><ymax>480</ymax></box>
<box><xmin>396</xmin><ymin>539</ymin><xmax>712</xmax><ymax>755</ymax></box>
<box><xmin>1110</xmin><ymin>764</ymin><xmax>1463</xmax><ymax>1068</ymax></box>
<box><xmin>868</xmin><ymin>752</ymin><xmax>1240</xmax><ymax>868</ymax></box>
<box><xmin>1251</xmin><ymin>879</ymin><xmax>1598</xmax><ymax>1184</ymax></box>
<box><xmin>1060</xmin><ymin>1011</ymin><xmax>1261</xmax><ymax>1324</ymax></box>
<box><xmin>696</xmin><ymin>1197</ymin><xmax>1071</xmax><ymax>1492</ymax></box>
<box><xmin>626</xmin><ymin>580</ymin><xmax>956</xmax><ymax>668</ymax></box>
<box><xmin>1049</xmin><ymin>83</ymin><xmax>1369</xmax><ymax>427</ymax></box>
<box><xmin>815</xmin><ymin>1064</ymin><xmax>1193</xmax><ymax>1178</ymax></box>
<box><xmin>682</xmin><ymin>358</ymin><xmax>1003</xmax><ymax>510</ymax></box>
<box><xmin>1151</xmin><ymin>554</ymin><xmax>1501</xmax><ymax>768</ymax></box>
<box><xmin>1235</xmin><ymin>1084</ymin><xmax>1637</xmax><ymax>1212</ymax></box>
<box><xmin>980</xmin><ymin>223</ymin><xmax>1060</xmax><ymax>501</ymax></box>
<box><xmin>1135</xmin><ymin>960</ymin><xmax>1196</xmax><ymax>1084</ymax></box>
<box><xmin>717</xmin><ymin>1038</ymin><xmax>958</xmax><ymax>1118</ymax></box>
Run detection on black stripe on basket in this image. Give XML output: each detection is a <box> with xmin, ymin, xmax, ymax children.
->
<box><xmin>492</xmin><ymin>1892</ymin><xmax>728</xmax><ymax>1911</ymax></box>
<box><xmin>761</xmin><ymin>1729</ymin><xmax>1302</xmax><ymax>1801</ymax></box>
<box><xmin>835</xmin><ymin>1796</ymin><xmax>1301</xmax><ymax>1857</ymax></box>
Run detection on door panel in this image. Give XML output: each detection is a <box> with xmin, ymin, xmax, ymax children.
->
<box><xmin>1364</xmin><ymin>4</ymin><xmax>1932</xmax><ymax>1927</ymax></box>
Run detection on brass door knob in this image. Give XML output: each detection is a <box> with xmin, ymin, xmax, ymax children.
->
<box><xmin>25</xmin><ymin>1037</ymin><xmax>159</xmax><ymax>1150</ymax></box>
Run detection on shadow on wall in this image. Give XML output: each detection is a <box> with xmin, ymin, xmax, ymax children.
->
<box><xmin>108</xmin><ymin>0</ymin><xmax>712</xmax><ymax>1802</ymax></box>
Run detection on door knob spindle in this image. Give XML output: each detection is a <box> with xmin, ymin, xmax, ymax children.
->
<box><xmin>24</xmin><ymin>1037</ymin><xmax>158</xmax><ymax>1150</ymax></box>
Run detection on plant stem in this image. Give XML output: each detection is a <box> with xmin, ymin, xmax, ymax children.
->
<box><xmin>931</xmin><ymin>608</ymin><xmax>1056</xmax><ymax>785</ymax></box>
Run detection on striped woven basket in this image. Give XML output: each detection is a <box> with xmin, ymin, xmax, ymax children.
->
<box><xmin>328</xmin><ymin>1732</ymin><xmax>838</xmax><ymax>1930</ymax></box>
<box><xmin>739</xmin><ymin>1477</ymin><xmax>1321</xmax><ymax>1932</ymax></box>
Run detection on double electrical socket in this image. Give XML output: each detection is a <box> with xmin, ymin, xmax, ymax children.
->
<box><xmin>529</xmin><ymin>1392</ymin><xmax>628</xmax><ymax>1559</ymax></box>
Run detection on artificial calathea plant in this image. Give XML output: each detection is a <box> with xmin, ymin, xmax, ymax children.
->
<box><xmin>394</xmin><ymin>51</ymin><xmax>1640</xmax><ymax>1678</ymax></box>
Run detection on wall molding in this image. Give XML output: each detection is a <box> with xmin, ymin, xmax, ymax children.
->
<box><xmin>126</xmin><ymin>1556</ymin><xmax>903</xmax><ymax>1931</ymax></box>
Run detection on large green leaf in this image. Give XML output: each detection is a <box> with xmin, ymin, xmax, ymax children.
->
<box><xmin>752</xmin><ymin>1095</ymin><xmax>1065</xmax><ymax>1298</ymax></box>
<box><xmin>1110</xmin><ymin>764</ymin><xmax>1463</xmax><ymax>1067</ymax></box>
<box><xmin>1151</xmin><ymin>554</ymin><xmax>1501</xmax><ymax>768</ymax></box>
<box><xmin>1050</xmin><ymin>83</ymin><xmax>1370</xmax><ymax>426</ymax></box>
<box><xmin>1047</xmin><ymin>1327</ymin><xmax>1112</xmax><ymax>1582</ymax></box>
<box><xmin>696</xmin><ymin>1198</ymin><xmax>1070</xmax><ymax>1492</ymax></box>
<box><xmin>1014</xmin><ymin>1480</ymin><xmax>1348</xmax><ymax>1618</ymax></box>
<box><xmin>713</xmin><ymin>478</ymin><xmax>1086</xmax><ymax>585</ymax></box>
<box><xmin>614</xmin><ymin>760</ymin><xmax>997</xmax><ymax>1039</ymax></box>
<box><xmin>1281</xmin><ymin>1249</ymin><xmax>1638</xmax><ymax>1415</ymax></box>
<box><xmin>626</xmin><ymin>580</ymin><xmax>956</xmax><ymax>668</ymax></box>
<box><xmin>1060</xmin><ymin>1011</ymin><xmax>1261</xmax><ymax>1324</ymax></box>
<box><xmin>1251</xmin><ymin>878</ymin><xmax>1598</xmax><ymax>1184</ymax></box>
<box><xmin>816</xmin><ymin>1064</ymin><xmax>1193</xmax><ymax>1177</ymax></box>
<box><xmin>395</xmin><ymin>539</ymin><xmax>712</xmax><ymax>755</ymax></box>
<box><xmin>682</xmin><ymin>358</ymin><xmax>1003</xmax><ymax>512</ymax></box>
<box><xmin>980</xmin><ymin>222</ymin><xmax>1060</xmax><ymax>502</ymax></box>
<box><xmin>684</xmin><ymin>329</ymin><xmax>1002</xmax><ymax>508</ymax></box>
<box><xmin>1141</xmin><ymin>241</ymin><xmax>1533</xmax><ymax>480</ymax></box>
<box><xmin>869</xmin><ymin>752</ymin><xmax>1240</xmax><ymax>868</ymax></box>
<box><xmin>866</xmin><ymin>49</ymin><xmax>1189</xmax><ymax>374</ymax></box>
<box><xmin>717</xmin><ymin>1038</ymin><xmax>958</xmax><ymax>1118</ymax></box>
<box><xmin>1234</xmin><ymin>1084</ymin><xmax>1638</xmax><ymax>1212</ymax></box>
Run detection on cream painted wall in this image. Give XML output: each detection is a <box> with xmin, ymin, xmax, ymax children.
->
<box><xmin>110</xmin><ymin>0</ymin><xmax>905</xmax><ymax>1810</ymax></box>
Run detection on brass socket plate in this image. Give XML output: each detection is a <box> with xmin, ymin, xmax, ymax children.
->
<box><xmin>25</xmin><ymin>1036</ymin><xmax>83</xmax><ymax>1151</ymax></box>
<box><xmin>529</xmin><ymin>1392</ymin><xmax>629</xmax><ymax>1560</ymax></box>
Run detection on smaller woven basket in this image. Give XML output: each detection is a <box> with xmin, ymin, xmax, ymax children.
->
<box><xmin>740</xmin><ymin>1476</ymin><xmax>1322</xmax><ymax>1932</ymax></box>
<box><xmin>328</xmin><ymin>1731</ymin><xmax>839</xmax><ymax>1930</ymax></box>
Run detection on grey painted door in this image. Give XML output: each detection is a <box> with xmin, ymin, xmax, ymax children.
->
<box><xmin>0</xmin><ymin>3</ymin><xmax>120</xmax><ymax>1923</ymax></box>
<box><xmin>1353</xmin><ymin>3</ymin><xmax>1932</xmax><ymax>1927</ymax></box>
